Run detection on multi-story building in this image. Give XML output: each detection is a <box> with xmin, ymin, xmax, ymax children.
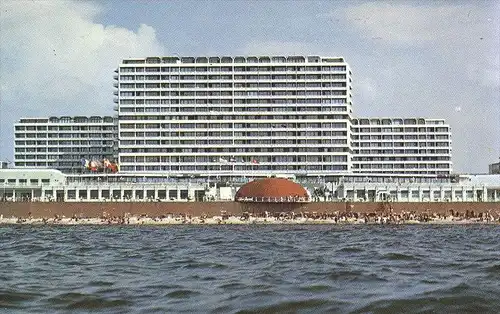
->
<box><xmin>14</xmin><ymin>116</ymin><xmax>116</xmax><ymax>173</ymax></box>
<box><xmin>10</xmin><ymin>55</ymin><xmax>458</xmax><ymax>181</ymax></box>
<box><xmin>115</xmin><ymin>56</ymin><xmax>354</xmax><ymax>177</ymax></box>
<box><xmin>351</xmin><ymin>117</ymin><xmax>452</xmax><ymax>175</ymax></box>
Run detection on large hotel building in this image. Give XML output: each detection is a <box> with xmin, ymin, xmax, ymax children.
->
<box><xmin>12</xmin><ymin>55</ymin><xmax>452</xmax><ymax>178</ymax></box>
<box><xmin>116</xmin><ymin>56</ymin><xmax>355</xmax><ymax>176</ymax></box>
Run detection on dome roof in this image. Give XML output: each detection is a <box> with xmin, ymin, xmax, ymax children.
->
<box><xmin>235</xmin><ymin>178</ymin><xmax>309</xmax><ymax>203</ymax></box>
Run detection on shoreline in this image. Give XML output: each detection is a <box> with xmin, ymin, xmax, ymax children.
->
<box><xmin>1</xmin><ymin>201</ymin><xmax>499</xmax><ymax>220</ymax></box>
<box><xmin>2</xmin><ymin>215</ymin><xmax>499</xmax><ymax>226</ymax></box>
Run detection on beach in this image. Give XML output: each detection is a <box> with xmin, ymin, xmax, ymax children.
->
<box><xmin>2</xmin><ymin>210</ymin><xmax>499</xmax><ymax>225</ymax></box>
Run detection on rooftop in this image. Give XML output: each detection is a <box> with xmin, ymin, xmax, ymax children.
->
<box><xmin>121</xmin><ymin>56</ymin><xmax>347</xmax><ymax>65</ymax></box>
<box><xmin>235</xmin><ymin>178</ymin><xmax>310</xmax><ymax>203</ymax></box>
<box><xmin>16</xmin><ymin>116</ymin><xmax>115</xmax><ymax>124</ymax></box>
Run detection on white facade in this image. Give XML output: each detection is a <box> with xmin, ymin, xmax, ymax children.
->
<box><xmin>0</xmin><ymin>169</ymin><xmax>205</xmax><ymax>202</ymax></box>
<box><xmin>14</xmin><ymin>116</ymin><xmax>116</xmax><ymax>173</ymax></box>
<box><xmin>1</xmin><ymin>169</ymin><xmax>499</xmax><ymax>203</ymax></box>
<box><xmin>351</xmin><ymin>118</ymin><xmax>452</xmax><ymax>175</ymax></box>
<box><xmin>339</xmin><ymin>182</ymin><xmax>497</xmax><ymax>202</ymax></box>
<box><xmin>115</xmin><ymin>56</ymin><xmax>354</xmax><ymax>176</ymax></box>
<box><xmin>339</xmin><ymin>175</ymin><xmax>500</xmax><ymax>202</ymax></box>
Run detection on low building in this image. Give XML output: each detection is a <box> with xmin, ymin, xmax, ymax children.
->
<box><xmin>1</xmin><ymin>169</ymin><xmax>499</xmax><ymax>203</ymax></box>
<box><xmin>0</xmin><ymin>169</ymin><xmax>206</xmax><ymax>202</ymax></box>
<box><xmin>337</xmin><ymin>174</ymin><xmax>500</xmax><ymax>202</ymax></box>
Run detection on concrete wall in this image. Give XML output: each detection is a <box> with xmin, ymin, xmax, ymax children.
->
<box><xmin>1</xmin><ymin>201</ymin><xmax>499</xmax><ymax>218</ymax></box>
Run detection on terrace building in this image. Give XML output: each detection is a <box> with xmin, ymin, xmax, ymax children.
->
<box><xmin>351</xmin><ymin>117</ymin><xmax>452</xmax><ymax>175</ymax></box>
<box><xmin>14</xmin><ymin>116</ymin><xmax>116</xmax><ymax>173</ymax></box>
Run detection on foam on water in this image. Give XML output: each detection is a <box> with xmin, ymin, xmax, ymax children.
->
<box><xmin>0</xmin><ymin>224</ymin><xmax>499</xmax><ymax>313</ymax></box>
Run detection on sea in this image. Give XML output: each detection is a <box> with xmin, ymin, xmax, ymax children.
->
<box><xmin>1</xmin><ymin>225</ymin><xmax>499</xmax><ymax>313</ymax></box>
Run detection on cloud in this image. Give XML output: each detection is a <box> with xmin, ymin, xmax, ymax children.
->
<box><xmin>337</xmin><ymin>2</ymin><xmax>500</xmax><ymax>172</ymax></box>
<box><xmin>0</xmin><ymin>0</ymin><xmax>164</xmax><ymax>158</ymax></box>
<box><xmin>239</xmin><ymin>40</ymin><xmax>323</xmax><ymax>56</ymax></box>
<box><xmin>341</xmin><ymin>2</ymin><xmax>500</xmax><ymax>88</ymax></box>
<box><xmin>342</xmin><ymin>3</ymin><xmax>496</xmax><ymax>44</ymax></box>
<box><xmin>0</xmin><ymin>0</ymin><xmax>498</xmax><ymax>173</ymax></box>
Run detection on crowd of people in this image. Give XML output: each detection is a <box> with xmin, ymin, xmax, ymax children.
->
<box><xmin>2</xmin><ymin>209</ymin><xmax>499</xmax><ymax>225</ymax></box>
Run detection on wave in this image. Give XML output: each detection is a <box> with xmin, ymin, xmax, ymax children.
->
<box><xmin>353</xmin><ymin>293</ymin><xmax>499</xmax><ymax>314</ymax></box>
<box><xmin>383</xmin><ymin>252</ymin><xmax>420</xmax><ymax>261</ymax></box>
<box><xmin>0</xmin><ymin>290</ymin><xmax>45</xmax><ymax>309</ymax></box>
<box><xmin>236</xmin><ymin>299</ymin><xmax>332</xmax><ymax>313</ymax></box>
<box><xmin>486</xmin><ymin>264</ymin><xmax>500</xmax><ymax>275</ymax></box>
<box><xmin>299</xmin><ymin>284</ymin><xmax>332</xmax><ymax>292</ymax></box>
<box><xmin>46</xmin><ymin>292</ymin><xmax>132</xmax><ymax>310</ymax></box>
<box><xmin>2</xmin><ymin>224</ymin><xmax>500</xmax><ymax>313</ymax></box>
<box><xmin>87</xmin><ymin>280</ymin><xmax>114</xmax><ymax>287</ymax></box>
<box><xmin>218</xmin><ymin>282</ymin><xmax>248</xmax><ymax>290</ymax></box>
<box><xmin>337</xmin><ymin>246</ymin><xmax>364</xmax><ymax>253</ymax></box>
<box><xmin>328</xmin><ymin>270</ymin><xmax>387</xmax><ymax>282</ymax></box>
<box><xmin>165</xmin><ymin>290</ymin><xmax>201</xmax><ymax>298</ymax></box>
<box><xmin>182</xmin><ymin>261</ymin><xmax>228</xmax><ymax>269</ymax></box>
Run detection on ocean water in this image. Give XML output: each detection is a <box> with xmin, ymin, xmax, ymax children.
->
<box><xmin>0</xmin><ymin>225</ymin><xmax>499</xmax><ymax>313</ymax></box>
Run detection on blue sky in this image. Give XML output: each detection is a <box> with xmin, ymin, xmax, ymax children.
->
<box><xmin>0</xmin><ymin>0</ymin><xmax>499</xmax><ymax>173</ymax></box>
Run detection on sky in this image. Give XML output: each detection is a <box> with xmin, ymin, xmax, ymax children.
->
<box><xmin>0</xmin><ymin>0</ymin><xmax>499</xmax><ymax>173</ymax></box>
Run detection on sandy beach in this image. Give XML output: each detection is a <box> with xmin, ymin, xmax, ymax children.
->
<box><xmin>2</xmin><ymin>211</ymin><xmax>499</xmax><ymax>226</ymax></box>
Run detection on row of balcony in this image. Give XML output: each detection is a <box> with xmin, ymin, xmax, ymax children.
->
<box><xmin>118</xmin><ymin>145</ymin><xmax>348</xmax><ymax>150</ymax></box>
<box><xmin>115</xmin><ymin>151</ymin><xmax>451</xmax><ymax>158</ymax></box>
<box><xmin>119</xmin><ymin>68</ymin><xmax>348</xmax><ymax>73</ymax></box>
<box><xmin>355</xmin><ymin>137</ymin><xmax>450</xmax><ymax>141</ymax></box>
<box><xmin>116</xmin><ymin>113</ymin><xmax>351</xmax><ymax>118</ymax></box>
<box><xmin>353</xmin><ymin>151</ymin><xmax>451</xmax><ymax>155</ymax></box>
<box><xmin>117</xmin><ymin>135</ymin><xmax>349</xmax><ymax>140</ymax></box>
<box><xmin>14</xmin><ymin>142</ymin><xmax>114</xmax><ymax>147</ymax></box>
<box><xmin>118</xmin><ymin>151</ymin><xmax>350</xmax><ymax>155</ymax></box>
<box><xmin>118</xmin><ymin>108</ymin><xmax>350</xmax><ymax>114</ymax></box>
<box><xmin>115</xmin><ymin>77</ymin><xmax>350</xmax><ymax>83</ymax></box>
<box><xmin>116</xmin><ymin>70</ymin><xmax>348</xmax><ymax>76</ymax></box>
<box><xmin>116</xmin><ymin>86</ymin><xmax>349</xmax><ymax>91</ymax></box>
<box><xmin>118</xmin><ymin>126</ymin><xmax>349</xmax><ymax>130</ymax></box>
<box><xmin>118</xmin><ymin>96</ymin><xmax>349</xmax><ymax>101</ymax></box>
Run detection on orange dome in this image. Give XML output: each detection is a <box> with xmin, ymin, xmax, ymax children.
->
<box><xmin>235</xmin><ymin>178</ymin><xmax>309</xmax><ymax>203</ymax></box>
